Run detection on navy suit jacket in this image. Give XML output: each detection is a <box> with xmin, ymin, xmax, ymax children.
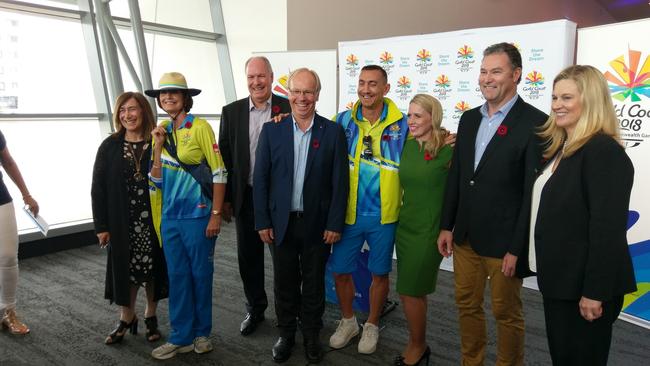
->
<box><xmin>253</xmin><ymin>113</ymin><xmax>349</xmax><ymax>246</ymax></box>
<box><xmin>440</xmin><ymin>96</ymin><xmax>548</xmax><ymax>278</ymax></box>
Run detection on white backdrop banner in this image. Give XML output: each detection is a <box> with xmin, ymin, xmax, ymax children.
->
<box><xmin>253</xmin><ymin>50</ymin><xmax>337</xmax><ymax>119</ymax></box>
<box><xmin>578</xmin><ymin>18</ymin><xmax>650</xmax><ymax>328</ymax></box>
<box><xmin>338</xmin><ymin>20</ymin><xmax>576</xmax><ymax>133</ymax></box>
<box><xmin>338</xmin><ymin>20</ymin><xmax>576</xmax><ymax>282</ymax></box>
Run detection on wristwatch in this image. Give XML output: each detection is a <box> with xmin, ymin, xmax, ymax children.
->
<box><xmin>211</xmin><ymin>210</ymin><xmax>221</xmax><ymax>216</ymax></box>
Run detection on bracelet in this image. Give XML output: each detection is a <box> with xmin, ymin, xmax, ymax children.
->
<box><xmin>152</xmin><ymin>163</ymin><xmax>161</xmax><ymax>169</ymax></box>
<box><xmin>211</xmin><ymin>210</ymin><xmax>221</xmax><ymax>216</ymax></box>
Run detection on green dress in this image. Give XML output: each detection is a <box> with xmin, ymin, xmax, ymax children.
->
<box><xmin>395</xmin><ymin>139</ymin><xmax>452</xmax><ymax>296</ymax></box>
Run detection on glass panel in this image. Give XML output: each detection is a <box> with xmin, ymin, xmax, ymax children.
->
<box><xmin>0</xmin><ymin>119</ymin><xmax>105</xmax><ymax>232</ymax></box>
<box><xmin>109</xmin><ymin>0</ymin><xmax>214</xmax><ymax>32</ymax></box>
<box><xmin>114</xmin><ymin>31</ymin><xmax>224</xmax><ymax>115</ymax></box>
<box><xmin>0</xmin><ymin>10</ymin><xmax>96</xmax><ymax>113</ymax></box>
<box><xmin>18</xmin><ymin>0</ymin><xmax>78</xmax><ymax>10</ymax></box>
<box><xmin>148</xmin><ymin>33</ymin><xmax>225</xmax><ymax>114</ymax></box>
<box><xmin>114</xmin><ymin>28</ymin><xmax>224</xmax><ymax>114</ymax></box>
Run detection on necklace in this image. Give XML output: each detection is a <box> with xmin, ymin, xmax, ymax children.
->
<box><xmin>125</xmin><ymin>141</ymin><xmax>149</xmax><ymax>182</ymax></box>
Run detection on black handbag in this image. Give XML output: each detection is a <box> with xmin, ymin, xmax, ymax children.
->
<box><xmin>163</xmin><ymin>131</ymin><xmax>213</xmax><ymax>201</ymax></box>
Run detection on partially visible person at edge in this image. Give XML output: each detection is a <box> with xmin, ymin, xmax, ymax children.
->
<box><xmin>531</xmin><ymin>65</ymin><xmax>636</xmax><ymax>366</ymax></box>
<box><xmin>219</xmin><ymin>56</ymin><xmax>291</xmax><ymax>337</ymax></box>
<box><xmin>91</xmin><ymin>92</ymin><xmax>169</xmax><ymax>345</ymax></box>
<box><xmin>437</xmin><ymin>42</ymin><xmax>548</xmax><ymax>366</ymax></box>
<box><xmin>145</xmin><ymin>72</ymin><xmax>227</xmax><ymax>360</ymax></box>
<box><xmin>328</xmin><ymin>65</ymin><xmax>409</xmax><ymax>355</ymax></box>
<box><xmin>0</xmin><ymin>129</ymin><xmax>38</xmax><ymax>335</ymax></box>
<box><xmin>394</xmin><ymin>94</ymin><xmax>453</xmax><ymax>366</ymax></box>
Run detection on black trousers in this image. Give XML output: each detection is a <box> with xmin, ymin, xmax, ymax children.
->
<box><xmin>269</xmin><ymin>213</ymin><xmax>330</xmax><ymax>339</ymax></box>
<box><xmin>543</xmin><ymin>295</ymin><xmax>624</xmax><ymax>366</ymax></box>
<box><xmin>235</xmin><ymin>186</ymin><xmax>268</xmax><ymax>316</ymax></box>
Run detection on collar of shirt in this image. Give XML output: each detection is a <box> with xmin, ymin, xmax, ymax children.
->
<box><xmin>479</xmin><ymin>93</ymin><xmax>519</xmax><ymax>119</ymax></box>
<box><xmin>249</xmin><ymin>96</ymin><xmax>272</xmax><ymax>111</ymax></box>
<box><xmin>292</xmin><ymin>115</ymin><xmax>315</xmax><ymax>133</ymax></box>
<box><xmin>356</xmin><ymin>101</ymin><xmax>388</xmax><ymax>124</ymax></box>
<box><xmin>165</xmin><ymin>114</ymin><xmax>195</xmax><ymax>133</ymax></box>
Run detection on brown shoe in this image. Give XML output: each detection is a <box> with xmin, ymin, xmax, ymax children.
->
<box><xmin>2</xmin><ymin>309</ymin><xmax>30</xmax><ymax>335</ymax></box>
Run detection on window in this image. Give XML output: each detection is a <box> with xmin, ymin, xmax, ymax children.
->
<box><xmin>0</xmin><ymin>10</ymin><xmax>96</xmax><ymax>114</ymax></box>
<box><xmin>0</xmin><ymin>119</ymin><xmax>105</xmax><ymax>231</ymax></box>
<box><xmin>109</xmin><ymin>0</ymin><xmax>214</xmax><ymax>32</ymax></box>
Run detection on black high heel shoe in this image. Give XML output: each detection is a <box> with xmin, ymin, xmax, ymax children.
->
<box><xmin>105</xmin><ymin>316</ymin><xmax>138</xmax><ymax>345</ymax></box>
<box><xmin>144</xmin><ymin>316</ymin><xmax>161</xmax><ymax>342</ymax></box>
<box><xmin>394</xmin><ymin>346</ymin><xmax>431</xmax><ymax>366</ymax></box>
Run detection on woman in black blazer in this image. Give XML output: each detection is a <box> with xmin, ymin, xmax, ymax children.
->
<box><xmin>531</xmin><ymin>65</ymin><xmax>636</xmax><ymax>365</ymax></box>
<box><xmin>92</xmin><ymin>92</ymin><xmax>168</xmax><ymax>345</ymax></box>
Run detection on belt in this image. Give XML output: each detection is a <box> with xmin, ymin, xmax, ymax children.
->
<box><xmin>289</xmin><ymin>211</ymin><xmax>304</xmax><ymax>219</ymax></box>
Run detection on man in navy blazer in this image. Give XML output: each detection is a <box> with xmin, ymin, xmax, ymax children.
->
<box><xmin>437</xmin><ymin>43</ymin><xmax>548</xmax><ymax>365</ymax></box>
<box><xmin>253</xmin><ymin>68</ymin><xmax>348</xmax><ymax>363</ymax></box>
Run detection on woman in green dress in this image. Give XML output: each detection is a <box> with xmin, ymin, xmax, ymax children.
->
<box><xmin>394</xmin><ymin>94</ymin><xmax>453</xmax><ymax>366</ymax></box>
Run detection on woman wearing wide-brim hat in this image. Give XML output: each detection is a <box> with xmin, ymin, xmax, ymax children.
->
<box><xmin>145</xmin><ymin>72</ymin><xmax>227</xmax><ymax>360</ymax></box>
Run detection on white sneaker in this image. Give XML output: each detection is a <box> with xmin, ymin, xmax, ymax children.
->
<box><xmin>193</xmin><ymin>336</ymin><xmax>213</xmax><ymax>354</ymax></box>
<box><xmin>357</xmin><ymin>322</ymin><xmax>379</xmax><ymax>354</ymax></box>
<box><xmin>329</xmin><ymin>316</ymin><xmax>360</xmax><ymax>349</ymax></box>
<box><xmin>151</xmin><ymin>342</ymin><xmax>194</xmax><ymax>360</ymax></box>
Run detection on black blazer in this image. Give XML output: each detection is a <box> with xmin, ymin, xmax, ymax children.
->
<box><xmin>219</xmin><ymin>94</ymin><xmax>291</xmax><ymax>216</ymax></box>
<box><xmin>253</xmin><ymin>114</ymin><xmax>349</xmax><ymax>246</ymax></box>
<box><xmin>91</xmin><ymin>135</ymin><xmax>168</xmax><ymax>305</ymax></box>
<box><xmin>534</xmin><ymin>134</ymin><xmax>636</xmax><ymax>301</ymax></box>
<box><xmin>440</xmin><ymin>96</ymin><xmax>547</xmax><ymax>278</ymax></box>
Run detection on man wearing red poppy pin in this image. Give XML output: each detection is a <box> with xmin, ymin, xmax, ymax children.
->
<box><xmin>219</xmin><ymin>56</ymin><xmax>291</xmax><ymax>337</ymax></box>
<box><xmin>437</xmin><ymin>42</ymin><xmax>548</xmax><ymax>365</ymax></box>
<box><xmin>253</xmin><ymin>68</ymin><xmax>348</xmax><ymax>363</ymax></box>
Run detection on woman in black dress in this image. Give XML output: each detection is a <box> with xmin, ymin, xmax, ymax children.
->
<box><xmin>92</xmin><ymin>92</ymin><xmax>168</xmax><ymax>344</ymax></box>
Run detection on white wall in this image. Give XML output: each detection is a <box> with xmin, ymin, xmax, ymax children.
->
<box><xmin>221</xmin><ymin>0</ymin><xmax>288</xmax><ymax>100</ymax></box>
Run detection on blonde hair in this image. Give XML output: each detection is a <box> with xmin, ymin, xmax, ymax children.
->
<box><xmin>112</xmin><ymin>92</ymin><xmax>156</xmax><ymax>140</ymax></box>
<box><xmin>409</xmin><ymin>94</ymin><xmax>446</xmax><ymax>158</ymax></box>
<box><xmin>538</xmin><ymin>65</ymin><xmax>620</xmax><ymax>159</ymax></box>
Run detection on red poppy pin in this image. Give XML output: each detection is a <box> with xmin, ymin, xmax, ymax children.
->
<box><xmin>213</xmin><ymin>143</ymin><xmax>220</xmax><ymax>153</ymax></box>
<box><xmin>424</xmin><ymin>151</ymin><xmax>432</xmax><ymax>161</ymax></box>
<box><xmin>272</xmin><ymin>105</ymin><xmax>281</xmax><ymax>114</ymax></box>
<box><xmin>312</xmin><ymin>139</ymin><xmax>320</xmax><ymax>149</ymax></box>
<box><xmin>496</xmin><ymin>125</ymin><xmax>508</xmax><ymax>136</ymax></box>
<box><xmin>185</xmin><ymin>122</ymin><xmax>193</xmax><ymax>129</ymax></box>
<box><xmin>382</xmin><ymin>134</ymin><xmax>390</xmax><ymax>141</ymax></box>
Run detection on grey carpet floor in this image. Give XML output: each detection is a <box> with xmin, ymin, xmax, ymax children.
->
<box><xmin>1</xmin><ymin>221</ymin><xmax>648</xmax><ymax>365</ymax></box>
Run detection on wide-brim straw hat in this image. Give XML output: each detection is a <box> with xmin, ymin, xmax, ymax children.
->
<box><xmin>145</xmin><ymin>72</ymin><xmax>201</xmax><ymax>97</ymax></box>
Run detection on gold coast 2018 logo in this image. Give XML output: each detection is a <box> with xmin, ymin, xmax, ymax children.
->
<box><xmin>415</xmin><ymin>49</ymin><xmax>433</xmax><ymax>74</ymax></box>
<box><xmin>345</xmin><ymin>54</ymin><xmax>360</xmax><ymax>77</ymax></box>
<box><xmin>396</xmin><ymin>76</ymin><xmax>412</xmax><ymax>101</ymax></box>
<box><xmin>523</xmin><ymin>71</ymin><xmax>546</xmax><ymax>100</ymax></box>
<box><xmin>455</xmin><ymin>45</ymin><xmax>476</xmax><ymax>73</ymax></box>
<box><xmin>432</xmin><ymin>74</ymin><xmax>452</xmax><ymax>101</ymax></box>
<box><xmin>605</xmin><ymin>49</ymin><xmax>650</xmax><ymax>148</ymax></box>
<box><xmin>452</xmin><ymin>101</ymin><xmax>471</xmax><ymax>121</ymax></box>
<box><xmin>379</xmin><ymin>51</ymin><xmax>395</xmax><ymax>74</ymax></box>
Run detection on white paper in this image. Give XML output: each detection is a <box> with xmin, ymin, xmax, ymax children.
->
<box><xmin>22</xmin><ymin>206</ymin><xmax>49</xmax><ymax>236</ymax></box>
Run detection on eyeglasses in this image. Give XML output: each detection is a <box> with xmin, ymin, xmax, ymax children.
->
<box><xmin>362</xmin><ymin>135</ymin><xmax>373</xmax><ymax>159</ymax></box>
<box><xmin>289</xmin><ymin>89</ymin><xmax>316</xmax><ymax>97</ymax></box>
